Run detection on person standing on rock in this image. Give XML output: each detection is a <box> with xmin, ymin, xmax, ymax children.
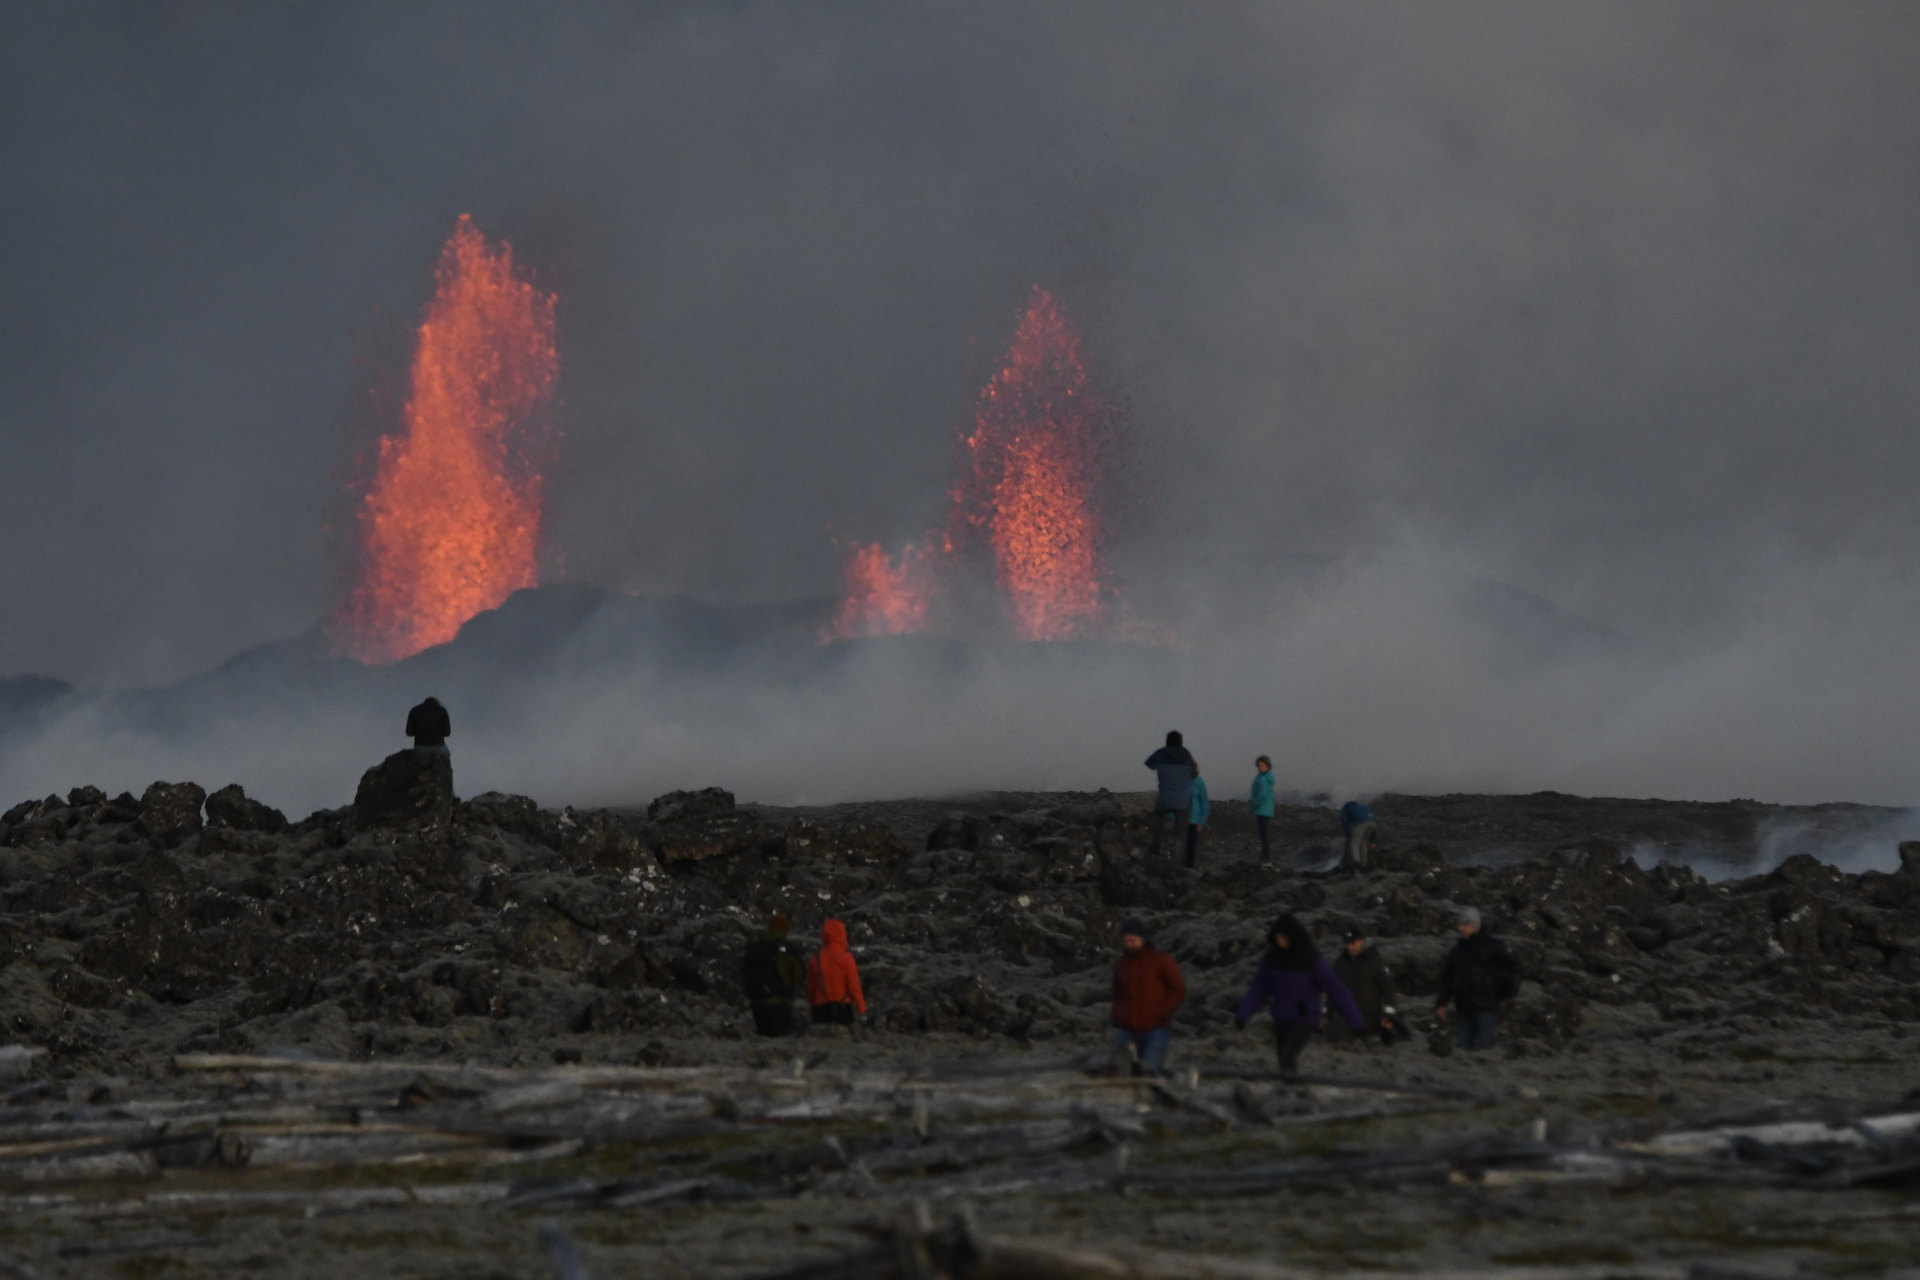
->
<box><xmin>1234</xmin><ymin>915</ymin><xmax>1366</xmax><ymax>1074</ymax></box>
<box><xmin>806</xmin><ymin>918</ymin><xmax>868</xmax><ymax>1029</ymax></box>
<box><xmin>1185</xmin><ymin>767</ymin><xmax>1210</xmax><ymax>870</ymax></box>
<box><xmin>1436</xmin><ymin>907</ymin><xmax>1519</xmax><ymax>1051</ymax></box>
<box><xmin>1329</xmin><ymin>927</ymin><xmax>1401</xmax><ymax>1047</ymax></box>
<box><xmin>742</xmin><ymin>913</ymin><xmax>806</xmax><ymax>1037</ymax></box>
<box><xmin>1110</xmin><ymin>917</ymin><xmax>1186</xmax><ymax>1075</ymax></box>
<box><xmin>406</xmin><ymin>696</ymin><xmax>452</xmax><ymax>758</ymax></box>
<box><xmin>1144</xmin><ymin>731</ymin><xmax>1197</xmax><ymax>860</ymax></box>
<box><xmin>1340</xmin><ymin>800</ymin><xmax>1375</xmax><ymax>867</ymax></box>
<box><xmin>1250</xmin><ymin>756</ymin><xmax>1276</xmax><ymax>864</ymax></box>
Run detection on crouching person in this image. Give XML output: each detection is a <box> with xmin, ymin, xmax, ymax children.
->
<box><xmin>806</xmin><ymin>918</ymin><xmax>868</xmax><ymax>1029</ymax></box>
<box><xmin>741</xmin><ymin>912</ymin><xmax>805</xmax><ymax>1037</ymax></box>
<box><xmin>1109</xmin><ymin>917</ymin><xmax>1185</xmax><ymax>1075</ymax></box>
<box><xmin>1234</xmin><ymin>915</ymin><xmax>1365</xmax><ymax>1075</ymax></box>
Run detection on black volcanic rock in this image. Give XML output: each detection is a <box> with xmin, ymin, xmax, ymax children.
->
<box><xmin>136</xmin><ymin>781</ymin><xmax>205</xmax><ymax>847</ymax></box>
<box><xmin>352</xmin><ymin>750</ymin><xmax>453</xmax><ymax>831</ymax></box>
<box><xmin>205</xmin><ymin>783</ymin><xmax>287</xmax><ymax>833</ymax></box>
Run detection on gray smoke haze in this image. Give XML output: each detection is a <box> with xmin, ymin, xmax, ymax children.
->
<box><xmin>4</xmin><ymin>3</ymin><xmax>1920</xmax><ymax>815</ymax></box>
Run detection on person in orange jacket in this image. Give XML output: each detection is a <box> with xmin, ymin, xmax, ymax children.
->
<box><xmin>806</xmin><ymin>918</ymin><xmax>868</xmax><ymax>1027</ymax></box>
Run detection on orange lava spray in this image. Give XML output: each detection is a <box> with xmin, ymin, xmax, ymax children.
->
<box><xmin>333</xmin><ymin>216</ymin><xmax>558</xmax><ymax>664</ymax></box>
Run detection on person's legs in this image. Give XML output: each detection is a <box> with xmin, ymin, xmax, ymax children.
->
<box><xmin>1352</xmin><ymin>821</ymin><xmax>1376</xmax><ymax>866</ymax></box>
<box><xmin>1138</xmin><ymin>1027</ymin><xmax>1173</xmax><ymax>1073</ymax></box>
<box><xmin>1257</xmin><ymin>815</ymin><xmax>1272</xmax><ymax>863</ymax></box>
<box><xmin>1273</xmin><ymin>1022</ymin><xmax>1314</xmax><ymax>1074</ymax></box>
<box><xmin>1148</xmin><ymin>808</ymin><xmax>1168</xmax><ymax>857</ymax></box>
<box><xmin>1185</xmin><ymin>823</ymin><xmax>1199</xmax><ymax>868</ymax></box>
<box><xmin>751</xmin><ymin>1004</ymin><xmax>795</xmax><ymax>1037</ymax></box>
<box><xmin>1170</xmin><ymin>811</ymin><xmax>1190</xmax><ymax>861</ymax></box>
<box><xmin>1470</xmin><ymin>1012</ymin><xmax>1499</xmax><ymax>1050</ymax></box>
<box><xmin>1452</xmin><ymin>1011</ymin><xmax>1474</xmax><ymax>1051</ymax></box>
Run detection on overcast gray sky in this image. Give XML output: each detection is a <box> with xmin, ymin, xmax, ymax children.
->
<box><xmin>5</xmin><ymin>2</ymin><xmax>1920</xmax><ymax>687</ymax></box>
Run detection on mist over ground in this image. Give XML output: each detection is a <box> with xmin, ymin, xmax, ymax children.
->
<box><xmin>3</xmin><ymin>4</ymin><xmax>1919</xmax><ymax>817</ymax></box>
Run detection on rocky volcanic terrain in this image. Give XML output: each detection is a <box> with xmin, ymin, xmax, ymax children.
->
<box><xmin>0</xmin><ymin>758</ymin><xmax>1917</xmax><ymax>1278</ymax></box>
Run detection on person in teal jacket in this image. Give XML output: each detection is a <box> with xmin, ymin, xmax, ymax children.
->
<box><xmin>1250</xmin><ymin>756</ymin><xmax>1275</xmax><ymax>864</ymax></box>
<box><xmin>1185</xmin><ymin>768</ymin><xmax>1210</xmax><ymax>869</ymax></box>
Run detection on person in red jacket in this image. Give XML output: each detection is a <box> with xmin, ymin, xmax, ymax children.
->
<box><xmin>1109</xmin><ymin>916</ymin><xmax>1186</xmax><ymax>1075</ymax></box>
<box><xmin>806</xmin><ymin>918</ymin><xmax>868</xmax><ymax>1027</ymax></box>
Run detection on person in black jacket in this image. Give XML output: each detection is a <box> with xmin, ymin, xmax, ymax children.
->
<box><xmin>406</xmin><ymin>697</ymin><xmax>452</xmax><ymax>757</ymax></box>
<box><xmin>1329</xmin><ymin>927</ymin><xmax>1400</xmax><ymax>1047</ymax></box>
<box><xmin>741</xmin><ymin>913</ymin><xmax>806</xmax><ymax>1037</ymax></box>
<box><xmin>1143</xmin><ymin>731</ymin><xmax>1197</xmax><ymax>860</ymax></box>
<box><xmin>1435</xmin><ymin>907</ymin><xmax>1519</xmax><ymax>1051</ymax></box>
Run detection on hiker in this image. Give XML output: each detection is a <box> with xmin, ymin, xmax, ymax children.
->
<box><xmin>1234</xmin><ymin>915</ymin><xmax>1366</xmax><ymax>1074</ymax></box>
<box><xmin>1144</xmin><ymin>731</ymin><xmax>1197</xmax><ymax>860</ymax></box>
<box><xmin>1329</xmin><ymin>926</ymin><xmax>1403</xmax><ymax>1047</ymax></box>
<box><xmin>741</xmin><ymin>913</ymin><xmax>806</xmax><ymax>1037</ymax></box>
<box><xmin>1110</xmin><ymin>917</ymin><xmax>1186</xmax><ymax>1075</ymax></box>
<box><xmin>1435</xmin><ymin>907</ymin><xmax>1519</xmax><ymax>1051</ymax></box>
<box><xmin>406</xmin><ymin>696</ymin><xmax>451</xmax><ymax>757</ymax></box>
<box><xmin>806</xmin><ymin>918</ymin><xmax>868</xmax><ymax>1028</ymax></box>
<box><xmin>1185</xmin><ymin>766</ymin><xmax>1210</xmax><ymax>869</ymax></box>
<box><xmin>1339</xmin><ymin>800</ymin><xmax>1375</xmax><ymax>867</ymax></box>
<box><xmin>1250</xmin><ymin>756</ymin><xmax>1275</xmax><ymax>864</ymax></box>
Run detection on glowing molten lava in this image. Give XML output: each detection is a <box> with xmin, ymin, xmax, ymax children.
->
<box><xmin>826</xmin><ymin>541</ymin><xmax>939</xmax><ymax>639</ymax></box>
<box><xmin>955</xmin><ymin>287</ymin><xmax>1111</xmax><ymax>640</ymax></box>
<box><xmin>334</xmin><ymin>216</ymin><xmax>558</xmax><ymax>664</ymax></box>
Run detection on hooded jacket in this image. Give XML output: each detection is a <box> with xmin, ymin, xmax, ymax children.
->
<box><xmin>1189</xmin><ymin>775</ymin><xmax>1210</xmax><ymax>826</ymax></box>
<box><xmin>805</xmin><ymin>919</ymin><xmax>867</xmax><ymax>1014</ymax></box>
<box><xmin>1235</xmin><ymin>918</ymin><xmax>1365</xmax><ymax>1033</ymax></box>
<box><xmin>405</xmin><ymin>698</ymin><xmax>451</xmax><ymax>746</ymax></box>
<box><xmin>1249</xmin><ymin>771</ymin><xmax>1275</xmax><ymax>818</ymax></box>
<box><xmin>1111</xmin><ymin>944</ymin><xmax>1186</xmax><ymax>1032</ymax></box>
<box><xmin>1144</xmin><ymin>745</ymin><xmax>1197</xmax><ymax>811</ymax></box>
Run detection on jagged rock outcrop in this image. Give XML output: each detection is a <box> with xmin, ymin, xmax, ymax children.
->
<box><xmin>352</xmin><ymin>750</ymin><xmax>454</xmax><ymax>831</ymax></box>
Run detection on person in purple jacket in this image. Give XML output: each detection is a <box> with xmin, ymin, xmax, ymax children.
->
<box><xmin>1233</xmin><ymin>915</ymin><xmax>1366</xmax><ymax>1074</ymax></box>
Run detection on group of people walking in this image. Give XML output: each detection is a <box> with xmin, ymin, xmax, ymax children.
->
<box><xmin>741</xmin><ymin>914</ymin><xmax>868</xmax><ymax>1036</ymax></box>
<box><xmin>1145</xmin><ymin>731</ymin><xmax>1376</xmax><ymax>869</ymax></box>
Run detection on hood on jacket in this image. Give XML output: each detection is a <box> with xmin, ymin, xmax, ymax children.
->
<box><xmin>820</xmin><ymin>919</ymin><xmax>849</xmax><ymax>951</ymax></box>
<box><xmin>1264</xmin><ymin>914</ymin><xmax>1318</xmax><ymax>972</ymax></box>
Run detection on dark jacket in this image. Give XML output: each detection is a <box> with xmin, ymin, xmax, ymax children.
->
<box><xmin>1112</xmin><ymin>946</ymin><xmax>1186</xmax><ymax>1032</ymax></box>
<box><xmin>1437</xmin><ymin>932</ymin><xmax>1519</xmax><ymax>1016</ymax></box>
<box><xmin>406</xmin><ymin>698</ymin><xmax>451</xmax><ymax>746</ymax></box>
<box><xmin>742</xmin><ymin>932</ymin><xmax>805</xmax><ymax>1007</ymax></box>
<box><xmin>1236</xmin><ymin>955</ymin><xmax>1365</xmax><ymax>1033</ymax></box>
<box><xmin>1144</xmin><ymin>746</ymin><xmax>1197</xmax><ymax>811</ymax></box>
<box><xmin>1340</xmin><ymin>801</ymin><xmax>1373</xmax><ymax>834</ymax></box>
<box><xmin>1332</xmin><ymin>943</ymin><xmax>1396</xmax><ymax>1026</ymax></box>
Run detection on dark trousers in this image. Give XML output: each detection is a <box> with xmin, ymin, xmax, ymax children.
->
<box><xmin>1273</xmin><ymin>1022</ymin><xmax>1314</xmax><ymax>1074</ymax></box>
<box><xmin>1454</xmin><ymin>1011</ymin><xmax>1498</xmax><ymax>1051</ymax></box>
<box><xmin>1148</xmin><ymin>806</ymin><xmax>1190</xmax><ymax>859</ymax></box>
<box><xmin>1256</xmin><ymin>815</ymin><xmax>1272</xmax><ymax>863</ymax></box>
<box><xmin>1184</xmin><ymin>823</ymin><xmax>1202</xmax><ymax>868</ymax></box>
<box><xmin>810</xmin><ymin>1001</ymin><xmax>856</xmax><ymax>1026</ymax></box>
<box><xmin>751</xmin><ymin>1003</ymin><xmax>797</xmax><ymax>1037</ymax></box>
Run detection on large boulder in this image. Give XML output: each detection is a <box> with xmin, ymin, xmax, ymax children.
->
<box><xmin>352</xmin><ymin>750</ymin><xmax>454</xmax><ymax>832</ymax></box>
<box><xmin>205</xmin><ymin>784</ymin><xmax>288</xmax><ymax>834</ymax></box>
<box><xmin>137</xmin><ymin>782</ymin><xmax>206</xmax><ymax>847</ymax></box>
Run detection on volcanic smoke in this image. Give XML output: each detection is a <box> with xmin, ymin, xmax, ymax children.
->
<box><xmin>333</xmin><ymin>216</ymin><xmax>558</xmax><ymax>665</ymax></box>
<box><xmin>829</xmin><ymin>286</ymin><xmax>1115</xmax><ymax>641</ymax></box>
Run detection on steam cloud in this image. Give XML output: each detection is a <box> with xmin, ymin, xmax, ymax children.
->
<box><xmin>4</xmin><ymin>4</ymin><xmax>1920</xmax><ymax>834</ymax></box>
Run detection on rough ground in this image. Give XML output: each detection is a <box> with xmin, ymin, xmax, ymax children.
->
<box><xmin>0</xmin><ymin>773</ymin><xmax>1918</xmax><ymax>1278</ymax></box>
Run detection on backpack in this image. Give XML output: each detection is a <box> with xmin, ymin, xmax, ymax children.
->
<box><xmin>742</xmin><ymin>939</ymin><xmax>796</xmax><ymax>1001</ymax></box>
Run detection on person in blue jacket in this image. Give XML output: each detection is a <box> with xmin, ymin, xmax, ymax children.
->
<box><xmin>1340</xmin><ymin>800</ymin><xmax>1376</xmax><ymax>868</ymax></box>
<box><xmin>1143</xmin><ymin>731</ymin><xmax>1197</xmax><ymax>860</ymax></box>
<box><xmin>1234</xmin><ymin>915</ymin><xmax>1366</xmax><ymax>1074</ymax></box>
<box><xmin>1185</xmin><ymin>767</ymin><xmax>1210</xmax><ymax>869</ymax></box>
<box><xmin>1249</xmin><ymin>756</ymin><xmax>1275</xmax><ymax>864</ymax></box>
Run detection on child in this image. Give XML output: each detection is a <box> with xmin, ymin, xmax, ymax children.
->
<box><xmin>1185</xmin><ymin>767</ymin><xmax>1209</xmax><ymax>869</ymax></box>
<box><xmin>1250</xmin><ymin>756</ymin><xmax>1275</xmax><ymax>864</ymax></box>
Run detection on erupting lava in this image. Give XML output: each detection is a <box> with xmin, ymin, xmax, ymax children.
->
<box><xmin>828</xmin><ymin>286</ymin><xmax>1116</xmax><ymax>642</ymax></box>
<box><xmin>334</xmin><ymin>216</ymin><xmax>558</xmax><ymax>664</ymax></box>
<box><xmin>954</xmin><ymin>287</ymin><xmax>1113</xmax><ymax>640</ymax></box>
<box><xmin>826</xmin><ymin>541</ymin><xmax>939</xmax><ymax>639</ymax></box>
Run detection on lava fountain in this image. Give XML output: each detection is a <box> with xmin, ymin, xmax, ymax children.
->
<box><xmin>825</xmin><ymin>541</ymin><xmax>940</xmax><ymax>640</ymax></box>
<box><xmin>333</xmin><ymin>216</ymin><xmax>558</xmax><ymax>664</ymax></box>
<box><xmin>953</xmin><ymin>287</ymin><xmax>1113</xmax><ymax>640</ymax></box>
